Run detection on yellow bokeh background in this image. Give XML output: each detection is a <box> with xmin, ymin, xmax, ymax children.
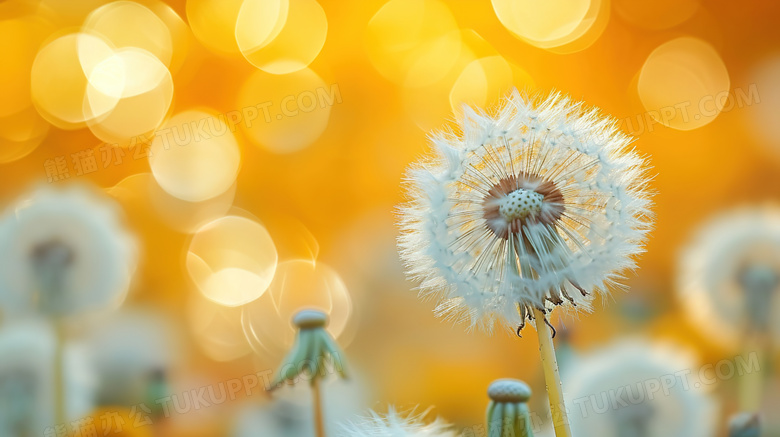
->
<box><xmin>2</xmin><ymin>0</ymin><xmax>780</xmax><ymax>435</ymax></box>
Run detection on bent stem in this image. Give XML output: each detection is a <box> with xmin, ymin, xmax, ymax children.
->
<box><xmin>533</xmin><ymin>308</ymin><xmax>572</xmax><ymax>437</ymax></box>
<box><xmin>312</xmin><ymin>377</ymin><xmax>326</xmax><ymax>437</ymax></box>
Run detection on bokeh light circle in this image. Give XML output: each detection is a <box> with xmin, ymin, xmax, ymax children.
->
<box><xmin>235</xmin><ymin>0</ymin><xmax>288</xmax><ymax>58</ymax></box>
<box><xmin>87</xmin><ymin>47</ymin><xmax>174</xmax><ymax>145</ymax></box>
<box><xmin>187</xmin><ymin>291</ymin><xmax>252</xmax><ymax>362</ymax></box>
<box><xmin>30</xmin><ymin>32</ymin><xmax>119</xmax><ymax>129</ymax></box>
<box><xmin>186</xmin><ymin>215</ymin><xmax>278</xmax><ymax>307</ymax></box>
<box><xmin>83</xmin><ymin>1</ymin><xmax>174</xmax><ymax>66</ymax></box>
<box><xmin>637</xmin><ymin>37</ymin><xmax>730</xmax><ymax>130</ymax></box>
<box><xmin>242</xmin><ymin>259</ymin><xmax>352</xmax><ymax>354</ymax></box>
<box><xmin>238</xmin><ymin>68</ymin><xmax>332</xmax><ymax>153</ymax></box>
<box><xmin>492</xmin><ymin>0</ymin><xmax>599</xmax><ymax>49</ymax></box>
<box><xmin>149</xmin><ymin>109</ymin><xmax>241</xmax><ymax>202</ymax></box>
<box><xmin>449</xmin><ymin>55</ymin><xmax>514</xmax><ymax>112</ymax></box>
<box><xmin>238</xmin><ymin>0</ymin><xmax>327</xmax><ymax>74</ymax></box>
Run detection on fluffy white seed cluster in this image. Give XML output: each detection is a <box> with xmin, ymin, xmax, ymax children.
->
<box><xmin>677</xmin><ymin>206</ymin><xmax>780</xmax><ymax>349</ymax></box>
<box><xmin>562</xmin><ymin>340</ymin><xmax>716</xmax><ymax>437</ymax></box>
<box><xmin>0</xmin><ymin>184</ymin><xmax>137</xmax><ymax>317</ymax></box>
<box><xmin>339</xmin><ymin>408</ymin><xmax>456</xmax><ymax>437</ymax></box>
<box><xmin>397</xmin><ymin>89</ymin><xmax>653</xmax><ymax>332</ymax></box>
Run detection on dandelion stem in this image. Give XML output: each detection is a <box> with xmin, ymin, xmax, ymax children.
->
<box><xmin>738</xmin><ymin>335</ymin><xmax>766</xmax><ymax>412</ymax></box>
<box><xmin>312</xmin><ymin>377</ymin><xmax>326</xmax><ymax>437</ymax></box>
<box><xmin>54</xmin><ymin>318</ymin><xmax>66</xmax><ymax>427</ymax></box>
<box><xmin>533</xmin><ymin>308</ymin><xmax>572</xmax><ymax>437</ymax></box>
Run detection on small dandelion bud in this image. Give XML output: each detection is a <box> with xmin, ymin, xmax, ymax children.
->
<box><xmin>487</xmin><ymin>379</ymin><xmax>534</xmax><ymax>437</ymax></box>
<box><xmin>271</xmin><ymin>309</ymin><xmax>349</xmax><ymax>389</ymax></box>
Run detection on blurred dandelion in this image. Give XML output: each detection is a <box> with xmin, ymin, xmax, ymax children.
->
<box><xmin>397</xmin><ymin>89</ymin><xmax>653</xmax><ymax>436</ymax></box>
<box><xmin>678</xmin><ymin>205</ymin><xmax>780</xmax><ymax>411</ymax></box>
<box><xmin>339</xmin><ymin>407</ymin><xmax>456</xmax><ymax>437</ymax></box>
<box><xmin>0</xmin><ymin>184</ymin><xmax>137</xmax><ymax>317</ymax></box>
<box><xmin>232</xmin><ymin>378</ymin><xmax>367</xmax><ymax>437</ymax></box>
<box><xmin>678</xmin><ymin>206</ymin><xmax>780</xmax><ymax>344</ymax></box>
<box><xmin>0</xmin><ymin>183</ymin><xmax>136</xmax><ymax>426</ymax></box>
<box><xmin>86</xmin><ymin>308</ymin><xmax>178</xmax><ymax>411</ymax></box>
<box><xmin>562</xmin><ymin>339</ymin><xmax>716</xmax><ymax>437</ymax></box>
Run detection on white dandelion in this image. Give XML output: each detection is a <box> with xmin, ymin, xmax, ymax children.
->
<box><xmin>0</xmin><ymin>184</ymin><xmax>137</xmax><ymax>317</ymax></box>
<box><xmin>677</xmin><ymin>205</ymin><xmax>780</xmax><ymax>348</ymax></box>
<box><xmin>562</xmin><ymin>339</ymin><xmax>716</xmax><ymax>437</ymax></box>
<box><xmin>397</xmin><ymin>89</ymin><xmax>653</xmax><ymax>437</ymax></box>
<box><xmin>397</xmin><ymin>89</ymin><xmax>653</xmax><ymax>333</ymax></box>
<box><xmin>677</xmin><ymin>205</ymin><xmax>780</xmax><ymax>412</ymax></box>
<box><xmin>339</xmin><ymin>408</ymin><xmax>456</xmax><ymax>437</ymax></box>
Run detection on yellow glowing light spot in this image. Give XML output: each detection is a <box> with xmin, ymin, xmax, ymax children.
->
<box><xmin>149</xmin><ymin>109</ymin><xmax>241</xmax><ymax>202</ymax></box>
<box><xmin>187</xmin><ymin>215</ymin><xmax>278</xmax><ymax>307</ymax></box>
<box><xmin>238</xmin><ymin>68</ymin><xmax>332</xmax><ymax>153</ymax></box>
<box><xmin>615</xmin><ymin>0</ymin><xmax>699</xmax><ymax>30</ymax></box>
<box><xmin>544</xmin><ymin>0</ymin><xmax>610</xmax><ymax>54</ymax></box>
<box><xmin>638</xmin><ymin>37</ymin><xmax>730</xmax><ymax>130</ymax></box>
<box><xmin>492</xmin><ymin>0</ymin><xmax>591</xmax><ymax>46</ymax></box>
<box><xmin>87</xmin><ymin>48</ymin><xmax>174</xmax><ymax>145</ymax></box>
<box><xmin>0</xmin><ymin>106</ymin><xmax>50</xmax><ymax>163</ymax></box>
<box><xmin>450</xmin><ymin>56</ymin><xmax>513</xmax><ymax>112</ymax></box>
<box><xmin>365</xmin><ymin>0</ymin><xmax>459</xmax><ymax>85</ymax></box>
<box><xmin>187</xmin><ymin>291</ymin><xmax>252</xmax><ymax>362</ymax></box>
<box><xmin>30</xmin><ymin>32</ymin><xmax>118</xmax><ymax>129</ymax></box>
<box><xmin>238</xmin><ymin>0</ymin><xmax>326</xmax><ymax>74</ymax></box>
<box><xmin>84</xmin><ymin>1</ymin><xmax>173</xmax><ymax>66</ymax></box>
<box><xmin>242</xmin><ymin>259</ymin><xmax>352</xmax><ymax>353</ymax></box>
<box><xmin>186</xmin><ymin>0</ymin><xmax>243</xmax><ymax>56</ymax></box>
<box><xmin>235</xmin><ymin>0</ymin><xmax>288</xmax><ymax>61</ymax></box>
<box><xmin>139</xmin><ymin>1</ymin><xmax>191</xmax><ymax>75</ymax></box>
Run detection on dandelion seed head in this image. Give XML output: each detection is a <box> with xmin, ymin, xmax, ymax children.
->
<box><xmin>0</xmin><ymin>184</ymin><xmax>137</xmax><ymax>317</ymax></box>
<box><xmin>678</xmin><ymin>205</ymin><xmax>780</xmax><ymax>349</ymax></box>
<box><xmin>563</xmin><ymin>339</ymin><xmax>717</xmax><ymax>437</ymax></box>
<box><xmin>339</xmin><ymin>407</ymin><xmax>456</xmax><ymax>437</ymax></box>
<box><xmin>397</xmin><ymin>89</ymin><xmax>654</xmax><ymax>332</ymax></box>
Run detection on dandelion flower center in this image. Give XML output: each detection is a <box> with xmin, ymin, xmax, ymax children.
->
<box><xmin>498</xmin><ymin>189</ymin><xmax>544</xmax><ymax>221</ymax></box>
